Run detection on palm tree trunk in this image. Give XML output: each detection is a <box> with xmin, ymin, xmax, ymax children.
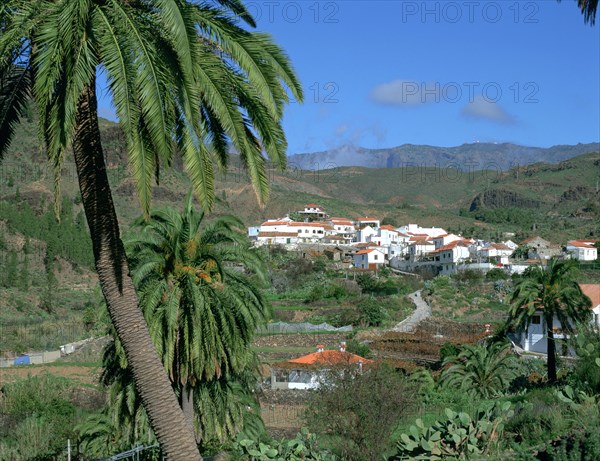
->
<box><xmin>181</xmin><ymin>383</ymin><xmax>196</xmax><ymax>439</ymax></box>
<box><xmin>546</xmin><ymin>317</ymin><xmax>557</xmax><ymax>383</ymax></box>
<box><xmin>72</xmin><ymin>78</ymin><xmax>201</xmax><ymax>461</ymax></box>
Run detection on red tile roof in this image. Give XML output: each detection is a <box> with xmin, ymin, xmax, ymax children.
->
<box><xmin>258</xmin><ymin>232</ymin><xmax>298</xmax><ymax>238</ymax></box>
<box><xmin>261</xmin><ymin>220</ymin><xmax>290</xmax><ymax>226</ymax></box>
<box><xmin>568</xmin><ymin>240</ymin><xmax>597</xmax><ymax>248</ymax></box>
<box><xmin>355</xmin><ymin>249</ymin><xmax>377</xmax><ymax>255</ymax></box>
<box><xmin>289</xmin><ymin>222</ymin><xmax>325</xmax><ymax>227</ymax></box>
<box><xmin>580</xmin><ymin>284</ymin><xmax>600</xmax><ymax>308</ymax></box>
<box><xmin>380</xmin><ymin>225</ymin><xmax>398</xmax><ymax>232</ymax></box>
<box><xmin>356</xmin><ymin>217</ymin><xmax>379</xmax><ymax>221</ymax></box>
<box><xmin>288</xmin><ymin>349</ymin><xmax>373</xmax><ymax>366</ymax></box>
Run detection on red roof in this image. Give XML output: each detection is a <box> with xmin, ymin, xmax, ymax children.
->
<box><xmin>356</xmin><ymin>217</ymin><xmax>379</xmax><ymax>221</ymax></box>
<box><xmin>491</xmin><ymin>243</ymin><xmax>512</xmax><ymax>251</ymax></box>
<box><xmin>410</xmin><ymin>236</ymin><xmax>433</xmax><ymax>243</ymax></box>
<box><xmin>580</xmin><ymin>284</ymin><xmax>600</xmax><ymax>308</ymax></box>
<box><xmin>288</xmin><ymin>349</ymin><xmax>373</xmax><ymax>366</ymax></box>
<box><xmin>330</xmin><ymin>218</ymin><xmax>354</xmax><ymax>225</ymax></box>
<box><xmin>261</xmin><ymin>220</ymin><xmax>289</xmax><ymax>226</ymax></box>
<box><xmin>438</xmin><ymin>240</ymin><xmax>469</xmax><ymax>252</ymax></box>
<box><xmin>305</xmin><ymin>203</ymin><xmax>321</xmax><ymax>208</ymax></box>
<box><xmin>380</xmin><ymin>225</ymin><xmax>398</xmax><ymax>232</ymax></box>
<box><xmin>258</xmin><ymin>232</ymin><xmax>298</xmax><ymax>238</ymax></box>
<box><xmin>289</xmin><ymin>222</ymin><xmax>325</xmax><ymax>228</ymax></box>
<box><xmin>355</xmin><ymin>249</ymin><xmax>377</xmax><ymax>255</ymax></box>
<box><xmin>568</xmin><ymin>240</ymin><xmax>597</xmax><ymax>248</ymax></box>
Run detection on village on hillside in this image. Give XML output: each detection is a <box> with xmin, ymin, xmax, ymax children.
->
<box><xmin>249</xmin><ymin>204</ymin><xmax>599</xmax><ymax>276</ymax></box>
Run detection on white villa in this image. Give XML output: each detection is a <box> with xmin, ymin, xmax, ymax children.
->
<box><xmin>298</xmin><ymin>203</ymin><xmax>328</xmax><ymax>219</ymax></box>
<box><xmin>432</xmin><ymin>233</ymin><xmax>462</xmax><ymax>250</ymax></box>
<box><xmin>511</xmin><ymin>284</ymin><xmax>600</xmax><ymax>355</ymax></box>
<box><xmin>435</xmin><ymin>240</ymin><xmax>471</xmax><ymax>274</ymax></box>
<box><xmin>353</xmin><ymin>248</ymin><xmax>386</xmax><ymax>269</ymax></box>
<box><xmin>399</xmin><ymin>224</ymin><xmax>448</xmax><ymax>238</ymax></box>
<box><xmin>355</xmin><ymin>217</ymin><xmax>380</xmax><ymax>228</ymax></box>
<box><xmin>566</xmin><ymin>240</ymin><xmax>598</xmax><ymax>261</ymax></box>
<box><xmin>270</xmin><ymin>344</ymin><xmax>372</xmax><ymax>390</ymax></box>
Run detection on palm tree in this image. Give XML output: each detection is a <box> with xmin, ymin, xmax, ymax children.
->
<box><xmin>98</xmin><ymin>341</ymin><xmax>265</xmax><ymax>451</ymax></box>
<box><xmin>440</xmin><ymin>342</ymin><xmax>517</xmax><ymax>399</ymax></box>
<box><xmin>1</xmin><ymin>1</ymin><xmax>301</xmax><ymax>458</ymax></box>
<box><xmin>558</xmin><ymin>0</ymin><xmax>598</xmax><ymax>25</ymax></box>
<box><xmin>507</xmin><ymin>260</ymin><xmax>592</xmax><ymax>383</ymax></box>
<box><xmin>120</xmin><ymin>194</ymin><xmax>269</xmax><ymax>438</ymax></box>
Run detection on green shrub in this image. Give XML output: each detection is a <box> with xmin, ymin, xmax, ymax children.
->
<box><xmin>486</xmin><ymin>268</ymin><xmax>509</xmax><ymax>281</ymax></box>
<box><xmin>306</xmin><ymin>365</ymin><xmax>417</xmax><ymax>461</ymax></box>
<box><xmin>233</xmin><ymin>428</ymin><xmax>336</xmax><ymax>460</ymax></box>
<box><xmin>391</xmin><ymin>401</ymin><xmax>513</xmax><ymax>460</ymax></box>
<box><xmin>346</xmin><ymin>339</ymin><xmax>371</xmax><ymax>358</ymax></box>
<box><xmin>358</xmin><ymin>296</ymin><xmax>385</xmax><ymax>327</ymax></box>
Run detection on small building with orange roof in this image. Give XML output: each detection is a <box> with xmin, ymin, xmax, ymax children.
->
<box><xmin>566</xmin><ymin>239</ymin><xmax>598</xmax><ymax>261</ymax></box>
<box><xmin>270</xmin><ymin>343</ymin><xmax>373</xmax><ymax>390</ymax></box>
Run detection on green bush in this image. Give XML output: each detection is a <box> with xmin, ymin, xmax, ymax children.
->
<box><xmin>233</xmin><ymin>428</ymin><xmax>336</xmax><ymax>460</ymax></box>
<box><xmin>346</xmin><ymin>339</ymin><xmax>371</xmax><ymax>359</ymax></box>
<box><xmin>391</xmin><ymin>401</ymin><xmax>513</xmax><ymax>460</ymax></box>
<box><xmin>486</xmin><ymin>268</ymin><xmax>509</xmax><ymax>281</ymax></box>
<box><xmin>358</xmin><ymin>296</ymin><xmax>385</xmax><ymax>327</ymax></box>
<box><xmin>0</xmin><ymin>374</ymin><xmax>90</xmax><ymax>459</ymax></box>
<box><xmin>306</xmin><ymin>365</ymin><xmax>417</xmax><ymax>461</ymax></box>
<box><xmin>571</xmin><ymin>329</ymin><xmax>600</xmax><ymax>394</ymax></box>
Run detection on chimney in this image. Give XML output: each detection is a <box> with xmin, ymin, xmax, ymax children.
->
<box><xmin>339</xmin><ymin>341</ymin><xmax>346</xmax><ymax>352</ymax></box>
<box><xmin>317</xmin><ymin>344</ymin><xmax>325</xmax><ymax>353</ymax></box>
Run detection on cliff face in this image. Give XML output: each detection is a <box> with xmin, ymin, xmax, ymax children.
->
<box><xmin>469</xmin><ymin>189</ymin><xmax>542</xmax><ymax>211</ymax></box>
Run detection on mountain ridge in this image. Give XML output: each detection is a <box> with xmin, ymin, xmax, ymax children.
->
<box><xmin>289</xmin><ymin>142</ymin><xmax>600</xmax><ymax>171</ymax></box>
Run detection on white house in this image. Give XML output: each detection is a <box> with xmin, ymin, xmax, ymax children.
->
<box><xmin>407</xmin><ymin>238</ymin><xmax>436</xmax><ymax>260</ymax></box>
<box><xmin>388</xmin><ymin>243</ymin><xmax>409</xmax><ymax>260</ymax></box>
<box><xmin>371</xmin><ymin>225</ymin><xmax>402</xmax><ymax>246</ymax></box>
<box><xmin>270</xmin><ymin>344</ymin><xmax>372</xmax><ymax>390</ymax></box>
<box><xmin>256</xmin><ymin>231</ymin><xmax>299</xmax><ymax>246</ymax></box>
<box><xmin>435</xmin><ymin>240</ymin><xmax>471</xmax><ymax>275</ymax></box>
<box><xmin>355</xmin><ymin>217</ymin><xmax>380</xmax><ymax>229</ymax></box>
<box><xmin>432</xmin><ymin>233</ymin><xmax>462</xmax><ymax>250</ymax></box>
<box><xmin>399</xmin><ymin>224</ymin><xmax>448</xmax><ymax>239</ymax></box>
<box><xmin>288</xmin><ymin>222</ymin><xmax>329</xmax><ymax>242</ymax></box>
<box><xmin>298</xmin><ymin>203</ymin><xmax>327</xmax><ymax>219</ymax></box>
<box><xmin>258</xmin><ymin>219</ymin><xmax>293</xmax><ymax>234</ymax></box>
<box><xmin>566</xmin><ymin>240</ymin><xmax>598</xmax><ymax>261</ymax></box>
<box><xmin>479</xmin><ymin>243</ymin><xmax>514</xmax><ymax>264</ymax></box>
<box><xmin>356</xmin><ymin>225</ymin><xmax>378</xmax><ymax>244</ymax></box>
<box><xmin>353</xmin><ymin>248</ymin><xmax>386</xmax><ymax>269</ymax></box>
<box><xmin>512</xmin><ymin>284</ymin><xmax>600</xmax><ymax>354</ymax></box>
<box><xmin>329</xmin><ymin>217</ymin><xmax>356</xmax><ymax>241</ymax></box>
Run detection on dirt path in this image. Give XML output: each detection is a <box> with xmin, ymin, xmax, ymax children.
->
<box><xmin>0</xmin><ymin>364</ymin><xmax>101</xmax><ymax>386</ymax></box>
<box><xmin>391</xmin><ymin>290</ymin><xmax>431</xmax><ymax>333</ymax></box>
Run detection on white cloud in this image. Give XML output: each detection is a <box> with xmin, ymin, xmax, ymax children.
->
<box><xmin>370</xmin><ymin>80</ymin><xmax>443</xmax><ymax>105</ymax></box>
<box><xmin>461</xmin><ymin>96</ymin><xmax>515</xmax><ymax>124</ymax></box>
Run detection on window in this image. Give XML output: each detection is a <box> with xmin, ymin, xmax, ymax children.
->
<box><xmin>531</xmin><ymin>315</ymin><xmax>541</xmax><ymax>325</ymax></box>
<box><xmin>374</xmin><ymin>255</ymin><xmax>378</xmax><ymax>260</ymax></box>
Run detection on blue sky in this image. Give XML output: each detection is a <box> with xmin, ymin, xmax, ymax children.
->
<box><xmin>97</xmin><ymin>1</ymin><xmax>600</xmax><ymax>154</ymax></box>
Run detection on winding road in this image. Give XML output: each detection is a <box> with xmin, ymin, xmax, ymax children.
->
<box><xmin>391</xmin><ymin>290</ymin><xmax>432</xmax><ymax>333</ymax></box>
